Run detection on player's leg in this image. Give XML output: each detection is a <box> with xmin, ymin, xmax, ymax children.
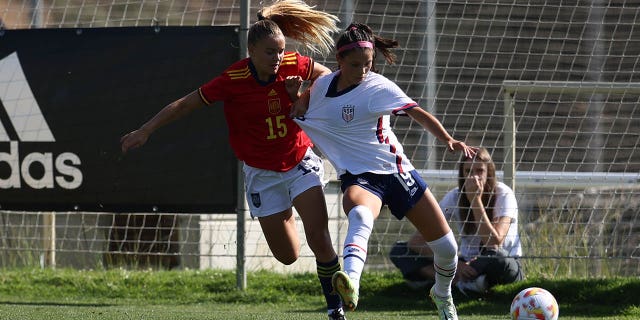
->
<box><xmin>244</xmin><ymin>162</ymin><xmax>302</xmax><ymax>265</ymax></box>
<box><xmin>293</xmin><ymin>185</ymin><xmax>335</xmax><ymax>260</ymax></box>
<box><xmin>290</xmin><ymin>150</ymin><xmax>344</xmax><ymax>318</ymax></box>
<box><xmin>258</xmin><ymin>209</ymin><xmax>300</xmax><ymax>265</ymax></box>
<box><xmin>293</xmin><ymin>185</ymin><xmax>344</xmax><ymax>317</ymax></box>
<box><xmin>336</xmin><ymin>183</ymin><xmax>382</xmax><ymax>311</ymax></box>
<box><xmin>405</xmin><ymin>189</ymin><xmax>458</xmax><ymax>320</ymax></box>
<box><xmin>405</xmin><ymin>188</ymin><xmax>457</xmax><ymax>290</ymax></box>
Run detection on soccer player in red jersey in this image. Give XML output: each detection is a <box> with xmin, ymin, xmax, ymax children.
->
<box><xmin>121</xmin><ymin>1</ymin><xmax>346</xmax><ymax>319</ymax></box>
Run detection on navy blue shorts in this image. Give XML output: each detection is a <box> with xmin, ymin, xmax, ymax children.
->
<box><xmin>340</xmin><ymin>170</ymin><xmax>428</xmax><ymax>220</ymax></box>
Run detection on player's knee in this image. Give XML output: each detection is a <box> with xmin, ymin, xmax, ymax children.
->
<box><xmin>275</xmin><ymin>254</ymin><xmax>298</xmax><ymax>265</ymax></box>
<box><xmin>440</xmin><ymin>240</ymin><xmax>458</xmax><ymax>260</ymax></box>
<box><xmin>273</xmin><ymin>249</ymin><xmax>300</xmax><ymax>265</ymax></box>
<box><xmin>348</xmin><ymin>205</ymin><xmax>374</xmax><ymax>229</ymax></box>
<box><xmin>432</xmin><ymin>232</ymin><xmax>458</xmax><ymax>260</ymax></box>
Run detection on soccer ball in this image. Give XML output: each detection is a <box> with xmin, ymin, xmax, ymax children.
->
<box><xmin>510</xmin><ymin>287</ymin><xmax>559</xmax><ymax>320</ymax></box>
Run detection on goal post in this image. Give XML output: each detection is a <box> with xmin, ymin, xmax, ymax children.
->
<box><xmin>502</xmin><ymin>80</ymin><xmax>640</xmax><ymax>190</ymax></box>
<box><xmin>494</xmin><ymin>80</ymin><xmax>640</xmax><ymax>276</ymax></box>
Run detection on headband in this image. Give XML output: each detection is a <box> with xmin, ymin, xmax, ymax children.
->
<box><xmin>337</xmin><ymin>41</ymin><xmax>374</xmax><ymax>53</ymax></box>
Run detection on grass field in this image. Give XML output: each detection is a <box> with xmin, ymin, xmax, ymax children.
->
<box><xmin>0</xmin><ymin>268</ymin><xmax>638</xmax><ymax>319</ymax></box>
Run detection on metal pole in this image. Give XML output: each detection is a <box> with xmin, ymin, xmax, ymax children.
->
<box><xmin>425</xmin><ymin>0</ymin><xmax>437</xmax><ymax>170</ymax></box>
<box><xmin>502</xmin><ymin>89</ymin><xmax>516</xmax><ymax>190</ymax></box>
<box><xmin>236</xmin><ymin>0</ymin><xmax>250</xmax><ymax>291</ymax></box>
<box><xmin>584</xmin><ymin>0</ymin><xmax>605</xmax><ymax>173</ymax></box>
<box><xmin>41</xmin><ymin>212</ymin><xmax>56</xmax><ymax>268</ymax></box>
<box><xmin>339</xmin><ymin>0</ymin><xmax>354</xmax><ymax>29</ymax></box>
<box><xmin>30</xmin><ymin>0</ymin><xmax>43</xmax><ymax>28</ymax></box>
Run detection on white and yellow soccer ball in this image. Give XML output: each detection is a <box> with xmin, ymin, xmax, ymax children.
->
<box><xmin>510</xmin><ymin>287</ymin><xmax>559</xmax><ymax>320</ymax></box>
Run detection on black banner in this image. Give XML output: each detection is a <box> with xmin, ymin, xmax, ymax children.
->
<box><xmin>0</xmin><ymin>26</ymin><xmax>239</xmax><ymax>213</ymax></box>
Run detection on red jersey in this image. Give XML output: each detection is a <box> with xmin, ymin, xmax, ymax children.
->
<box><xmin>198</xmin><ymin>52</ymin><xmax>314</xmax><ymax>172</ymax></box>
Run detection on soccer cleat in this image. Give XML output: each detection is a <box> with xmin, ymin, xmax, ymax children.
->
<box><xmin>331</xmin><ymin>271</ymin><xmax>359</xmax><ymax>311</ymax></box>
<box><xmin>328</xmin><ymin>307</ymin><xmax>347</xmax><ymax>320</ymax></box>
<box><xmin>429</xmin><ymin>286</ymin><xmax>459</xmax><ymax>320</ymax></box>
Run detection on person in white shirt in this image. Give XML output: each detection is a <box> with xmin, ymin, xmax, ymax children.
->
<box><xmin>390</xmin><ymin>148</ymin><xmax>524</xmax><ymax>295</ymax></box>
<box><xmin>292</xmin><ymin>22</ymin><xmax>477</xmax><ymax>320</ymax></box>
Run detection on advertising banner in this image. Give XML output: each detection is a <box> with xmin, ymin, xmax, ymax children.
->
<box><xmin>0</xmin><ymin>26</ymin><xmax>239</xmax><ymax>213</ymax></box>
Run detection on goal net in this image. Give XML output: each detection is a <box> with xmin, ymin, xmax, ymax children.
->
<box><xmin>1</xmin><ymin>1</ymin><xmax>639</xmax><ymax>277</ymax></box>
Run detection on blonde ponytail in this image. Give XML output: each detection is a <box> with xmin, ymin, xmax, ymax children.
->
<box><xmin>258</xmin><ymin>0</ymin><xmax>340</xmax><ymax>56</ymax></box>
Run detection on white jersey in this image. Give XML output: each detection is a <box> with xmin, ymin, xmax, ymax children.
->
<box><xmin>440</xmin><ymin>182</ymin><xmax>522</xmax><ymax>259</ymax></box>
<box><xmin>295</xmin><ymin>70</ymin><xmax>418</xmax><ymax>177</ymax></box>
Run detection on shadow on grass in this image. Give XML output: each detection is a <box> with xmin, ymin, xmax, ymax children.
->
<box><xmin>352</xmin><ymin>277</ymin><xmax>640</xmax><ymax>318</ymax></box>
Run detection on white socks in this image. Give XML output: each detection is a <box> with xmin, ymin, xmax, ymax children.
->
<box><xmin>427</xmin><ymin>231</ymin><xmax>458</xmax><ymax>297</ymax></box>
<box><xmin>342</xmin><ymin>205</ymin><xmax>457</xmax><ymax>298</ymax></box>
<box><xmin>342</xmin><ymin>205</ymin><xmax>374</xmax><ymax>292</ymax></box>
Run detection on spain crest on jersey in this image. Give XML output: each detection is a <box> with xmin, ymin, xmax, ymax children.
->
<box><xmin>342</xmin><ymin>105</ymin><xmax>355</xmax><ymax>122</ymax></box>
<box><xmin>268</xmin><ymin>98</ymin><xmax>282</xmax><ymax>114</ymax></box>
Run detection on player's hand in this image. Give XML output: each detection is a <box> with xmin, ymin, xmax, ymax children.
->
<box><xmin>457</xmin><ymin>260</ymin><xmax>479</xmax><ymax>281</ymax></box>
<box><xmin>120</xmin><ymin>128</ymin><xmax>150</xmax><ymax>154</ymax></box>
<box><xmin>290</xmin><ymin>90</ymin><xmax>310</xmax><ymax>118</ymax></box>
<box><xmin>464</xmin><ymin>175</ymin><xmax>483</xmax><ymax>201</ymax></box>
<box><xmin>285</xmin><ymin>75</ymin><xmax>303</xmax><ymax>101</ymax></box>
<box><xmin>446</xmin><ymin>140</ymin><xmax>478</xmax><ymax>159</ymax></box>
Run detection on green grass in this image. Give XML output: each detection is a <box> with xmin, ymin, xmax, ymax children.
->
<box><xmin>0</xmin><ymin>268</ymin><xmax>638</xmax><ymax>319</ymax></box>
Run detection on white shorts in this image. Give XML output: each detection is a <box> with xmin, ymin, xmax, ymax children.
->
<box><xmin>243</xmin><ymin>148</ymin><xmax>325</xmax><ymax>218</ymax></box>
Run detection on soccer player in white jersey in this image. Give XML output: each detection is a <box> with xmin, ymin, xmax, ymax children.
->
<box><xmin>292</xmin><ymin>23</ymin><xmax>478</xmax><ymax>320</ymax></box>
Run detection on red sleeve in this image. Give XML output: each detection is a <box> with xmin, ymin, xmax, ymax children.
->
<box><xmin>198</xmin><ymin>58</ymin><xmax>250</xmax><ymax>105</ymax></box>
<box><xmin>279</xmin><ymin>52</ymin><xmax>314</xmax><ymax>81</ymax></box>
<box><xmin>300</xmin><ymin>54</ymin><xmax>314</xmax><ymax>80</ymax></box>
<box><xmin>198</xmin><ymin>74</ymin><xmax>227</xmax><ymax>105</ymax></box>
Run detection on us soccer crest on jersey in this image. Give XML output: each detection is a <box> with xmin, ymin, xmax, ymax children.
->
<box><xmin>342</xmin><ymin>105</ymin><xmax>354</xmax><ymax>122</ymax></box>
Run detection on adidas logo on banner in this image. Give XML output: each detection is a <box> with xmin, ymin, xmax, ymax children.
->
<box><xmin>0</xmin><ymin>52</ymin><xmax>83</xmax><ymax>189</ymax></box>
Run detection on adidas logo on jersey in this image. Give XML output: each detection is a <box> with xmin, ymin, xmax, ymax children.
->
<box><xmin>0</xmin><ymin>52</ymin><xmax>83</xmax><ymax>189</ymax></box>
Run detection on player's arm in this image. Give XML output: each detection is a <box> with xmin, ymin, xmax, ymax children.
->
<box><xmin>469</xmin><ymin>195</ymin><xmax>511</xmax><ymax>248</ymax></box>
<box><xmin>488</xmin><ymin>216</ymin><xmax>513</xmax><ymax>247</ymax></box>
<box><xmin>290</xmin><ymin>61</ymin><xmax>331</xmax><ymax>117</ymax></box>
<box><xmin>290</xmin><ymin>90</ymin><xmax>310</xmax><ymax>118</ymax></box>
<box><xmin>405</xmin><ymin>106</ymin><xmax>478</xmax><ymax>159</ymax></box>
<box><xmin>310</xmin><ymin>61</ymin><xmax>331</xmax><ymax>81</ymax></box>
<box><xmin>120</xmin><ymin>90</ymin><xmax>204</xmax><ymax>154</ymax></box>
<box><xmin>485</xmin><ymin>189</ymin><xmax>518</xmax><ymax>248</ymax></box>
